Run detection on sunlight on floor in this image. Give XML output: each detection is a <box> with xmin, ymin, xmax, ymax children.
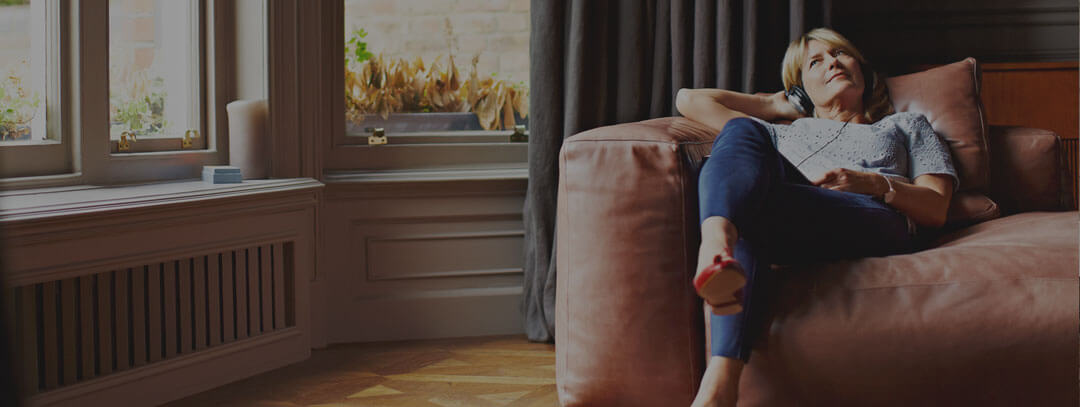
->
<box><xmin>165</xmin><ymin>335</ymin><xmax>557</xmax><ymax>407</ymax></box>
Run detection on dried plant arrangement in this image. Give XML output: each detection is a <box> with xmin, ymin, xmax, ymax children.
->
<box><xmin>462</xmin><ymin>56</ymin><xmax>529</xmax><ymax>131</ymax></box>
<box><xmin>344</xmin><ymin>24</ymin><xmax>528</xmax><ymax>131</ymax></box>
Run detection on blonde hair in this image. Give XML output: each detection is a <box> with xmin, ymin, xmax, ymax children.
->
<box><xmin>781</xmin><ymin>28</ymin><xmax>893</xmax><ymax>123</ymax></box>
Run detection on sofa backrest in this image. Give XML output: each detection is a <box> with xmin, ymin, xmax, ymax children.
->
<box><xmin>988</xmin><ymin>125</ymin><xmax>1073</xmax><ymax>214</ymax></box>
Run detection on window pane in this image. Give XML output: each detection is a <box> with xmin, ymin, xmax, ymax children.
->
<box><xmin>0</xmin><ymin>0</ymin><xmax>49</xmax><ymax>145</ymax></box>
<box><xmin>343</xmin><ymin>0</ymin><xmax>530</xmax><ymax>134</ymax></box>
<box><xmin>109</xmin><ymin>0</ymin><xmax>201</xmax><ymax>148</ymax></box>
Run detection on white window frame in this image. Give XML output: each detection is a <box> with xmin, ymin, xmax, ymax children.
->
<box><xmin>0</xmin><ymin>0</ymin><xmax>263</xmax><ymax>188</ymax></box>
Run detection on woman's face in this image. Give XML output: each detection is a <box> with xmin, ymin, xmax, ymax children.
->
<box><xmin>800</xmin><ymin>39</ymin><xmax>865</xmax><ymax>113</ymax></box>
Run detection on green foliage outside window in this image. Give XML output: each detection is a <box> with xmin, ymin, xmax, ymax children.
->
<box><xmin>0</xmin><ymin>62</ymin><xmax>40</xmax><ymax>141</ymax></box>
<box><xmin>345</xmin><ymin>28</ymin><xmax>374</xmax><ymax>66</ymax></box>
<box><xmin>110</xmin><ymin>71</ymin><xmax>169</xmax><ymax>137</ymax></box>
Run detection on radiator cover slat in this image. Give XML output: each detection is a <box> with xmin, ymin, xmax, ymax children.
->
<box><xmin>13</xmin><ymin>243</ymin><xmax>296</xmax><ymax>396</ymax></box>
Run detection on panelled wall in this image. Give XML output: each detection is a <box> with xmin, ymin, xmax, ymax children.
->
<box><xmin>271</xmin><ymin>0</ymin><xmax>533</xmax><ymax>346</ymax></box>
<box><xmin>316</xmin><ymin>175</ymin><xmax>528</xmax><ymax>344</ymax></box>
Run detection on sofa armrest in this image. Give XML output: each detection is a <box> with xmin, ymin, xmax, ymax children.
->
<box><xmin>555</xmin><ymin>117</ymin><xmax>716</xmax><ymax>406</ymax></box>
<box><xmin>988</xmin><ymin>125</ymin><xmax>1072</xmax><ymax>214</ymax></box>
<box><xmin>564</xmin><ymin>116</ymin><xmax>719</xmax><ymax>158</ymax></box>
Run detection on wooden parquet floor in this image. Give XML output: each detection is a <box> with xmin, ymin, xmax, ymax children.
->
<box><xmin>165</xmin><ymin>335</ymin><xmax>558</xmax><ymax>407</ymax></box>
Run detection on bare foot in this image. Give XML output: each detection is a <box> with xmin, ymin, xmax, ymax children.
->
<box><xmin>691</xmin><ymin>356</ymin><xmax>743</xmax><ymax>407</ymax></box>
<box><xmin>696</xmin><ymin>217</ymin><xmax>738</xmax><ymax>278</ymax></box>
<box><xmin>696</xmin><ymin>217</ymin><xmax>744</xmax><ymax>314</ymax></box>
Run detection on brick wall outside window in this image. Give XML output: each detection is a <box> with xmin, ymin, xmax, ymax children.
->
<box><xmin>344</xmin><ymin>0</ymin><xmax>530</xmax><ymax>86</ymax></box>
<box><xmin>0</xmin><ymin>5</ymin><xmax>31</xmax><ymax>72</ymax></box>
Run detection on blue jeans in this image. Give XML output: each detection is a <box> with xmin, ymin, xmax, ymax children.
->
<box><xmin>697</xmin><ymin>118</ymin><xmax>914</xmax><ymax>362</ymax></box>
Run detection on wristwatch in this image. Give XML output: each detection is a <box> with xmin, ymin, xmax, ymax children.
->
<box><xmin>882</xmin><ymin>175</ymin><xmax>897</xmax><ymax>204</ymax></box>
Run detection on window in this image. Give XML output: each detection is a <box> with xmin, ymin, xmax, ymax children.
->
<box><xmin>0</xmin><ymin>0</ymin><xmax>68</xmax><ymax>179</ymax></box>
<box><xmin>108</xmin><ymin>0</ymin><xmax>206</xmax><ymax>153</ymax></box>
<box><xmin>0</xmin><ymin>0</ymin><xmax>48</xmax><ymax>145</ymax></box>
<box><xmin>0</xmin><ymin>0</ymin><xmax>245</xmax><ymax>186</ymax></box>
<box><xmin>341</xmin><ymin>0</ymin><xmax>530</xmax><ymax>146</ymax></box>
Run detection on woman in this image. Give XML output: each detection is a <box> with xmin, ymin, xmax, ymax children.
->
<box><xmin>675</xmin><ymin>28</ymin><xmax>958</xmax><ymax>407</ymax></box>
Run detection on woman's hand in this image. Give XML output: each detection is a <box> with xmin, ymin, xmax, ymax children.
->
<box><xmin>812</xmin><ymin>168</ymin><xmax>887</xmax><ymax>197</ymax></box>
<box><xmin>764</xmin><ymin>90</ymin><xmax>804</xmax><ymax>122</ymax></box>
<box><xmin>815</xmin><ymin>169</ymin><xmax>955</xmax><ymax>227</ymax></box>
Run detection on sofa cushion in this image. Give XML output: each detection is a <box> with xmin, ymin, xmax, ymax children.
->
<box><xmin>887</xmin><ymin>58</ymin><xmax>990</xmax><ymax>192</ymax></box>
<box><xmin>887</xmin><ymin>58</ymin><xmax>1000</xmax><ymax>226</ymax></box>
<box><xmin>736</xmin><ymin>211</ymin><xmax>1080</xmax><ymax>406</ymax></box>
<box><xmin>943</xmin><ymin>190</ymin><xmax>1000</xmax><ymax>228</ymax></box>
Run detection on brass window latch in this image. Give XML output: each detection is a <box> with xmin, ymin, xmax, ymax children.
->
<box><xmin>368</xmin><ymin>128</ymin><xmax>387</xmax><ymax>145</ymax></box>
<box><xmin>182</xmin><ymin>129</ymin><xmax>200</xmax><ymax>148</ymax></box>
<box><xmin>119</xmin><ymin>131</ymin><xmax>137</xmax><ymax>152</ymax></box>
<box><xmin>510</xmin><ymin>124</ymin><xmax>528</xmax><ymax>143</ymax></box>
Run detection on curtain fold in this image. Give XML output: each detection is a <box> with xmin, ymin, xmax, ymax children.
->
<box><xmin>523</xmin><ymin>0</ymin><xmax>823</xmax><ymax>342</ymax></box>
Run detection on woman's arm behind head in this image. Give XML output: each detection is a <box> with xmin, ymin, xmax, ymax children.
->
<box><xmin>675</xmin><ymin>88</ymin><xmax>802</xmax><ymax>132</ymax></box>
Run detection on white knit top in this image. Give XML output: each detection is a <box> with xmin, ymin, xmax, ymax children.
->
<box><xmin>750</xmin><ymin>112</ymin><xmax>959</xmax><ymax>190</ymax></box>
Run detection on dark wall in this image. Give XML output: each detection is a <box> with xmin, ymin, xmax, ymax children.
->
<box><xmin>826</xmin><ymin>0</ymin><xmax>1079</xmax><ymax>75</ymax></box>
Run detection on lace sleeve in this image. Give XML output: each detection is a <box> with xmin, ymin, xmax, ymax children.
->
<box><xmin>902</xmin><ymin>113</ymin><xmax>960</xmax><ymax>191</ymax></box>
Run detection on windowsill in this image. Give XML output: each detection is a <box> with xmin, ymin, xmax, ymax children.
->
<box><xmin>0</xmin><ymin>139</ymin><xmax>62</xmax><ymax>147</ymax></box>
<box><xmin>322</xmin><ymin>165</ymin><xmax>528</xmax><ymax>184</ymax></box>
<box><xmin>341</xmin><ymin>130</ymin><xmax>528</xmax><ymax>146</ymax></box>
<box><xmin>0</xmin><ymin>178</ymin><xmax>324</xmax><ymax>223</ymax></box>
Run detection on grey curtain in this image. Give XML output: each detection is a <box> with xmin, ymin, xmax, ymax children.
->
<box><xmin>522</xmin><ymin>0</ymin><xmax>827</xmax><ymax>342</ymax></box>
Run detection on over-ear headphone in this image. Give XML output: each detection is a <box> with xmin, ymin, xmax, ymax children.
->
<box><xmin>786</xmin><ymin>61</ymin><xmax>876</xmax><ymax>118</ymax></box>
<box><xmin>786</xmin><ymin>85</ymin><xmax>814</xmax><ymax>116</ymax></box>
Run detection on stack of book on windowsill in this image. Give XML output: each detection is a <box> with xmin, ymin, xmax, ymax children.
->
<box><xmin>202</xmin><ymin>166</ymin><xmax>243</xmax><ymax>184</ymax></box>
